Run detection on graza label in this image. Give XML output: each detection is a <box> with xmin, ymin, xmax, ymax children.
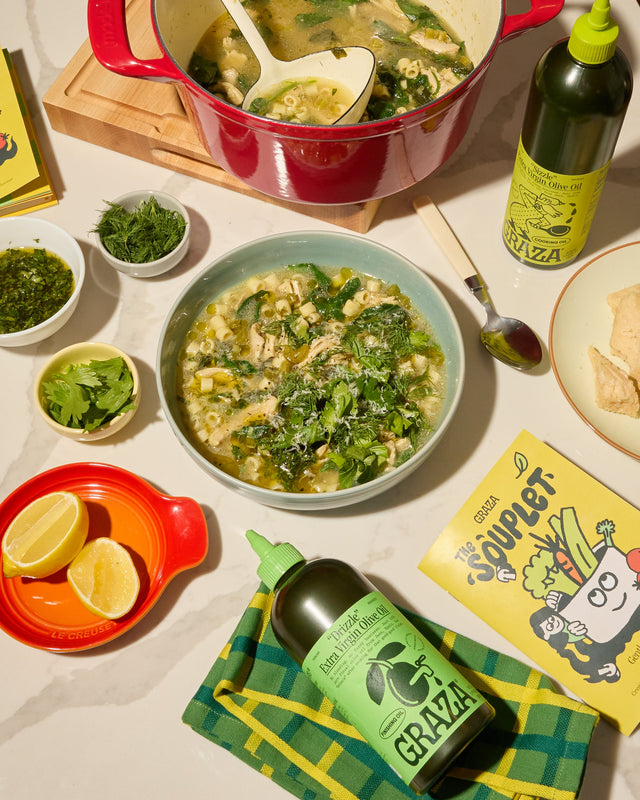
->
<box><xmin>302</xmin><ymin>591</ymin><xmax>486</xmax><ymax>782</ymax></box>
<box><xmin>502</xmin><ymin>137</ymin><xmax>610</xmax><ymax>268</ymax></box>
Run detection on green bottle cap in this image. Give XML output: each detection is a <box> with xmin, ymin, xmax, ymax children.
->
<box><xmin>568</xmin><ymin>0</ymin><xmax>619</xmax><ymax>65</ymax></box>
<box><xmin>246</xmin><ymin>529</ymin><xmax>305</xmax><ymax>590</ymax></box>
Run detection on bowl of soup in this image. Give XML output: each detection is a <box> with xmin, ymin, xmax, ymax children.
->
<box><xmin>88</xmin><ymin>0</ymin><xmax>562</xmax><ymax>205</ymax></box>
<box><xmin>157</xmin><ymin>231</ymin><xmax>464</xmax><ymax>509</ymax></box>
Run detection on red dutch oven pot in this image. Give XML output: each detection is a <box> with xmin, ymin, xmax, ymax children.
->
<box><xmin>88</xmin><ymin>0</ymin><xmax>563</xmax><ymax>205</ymax></box>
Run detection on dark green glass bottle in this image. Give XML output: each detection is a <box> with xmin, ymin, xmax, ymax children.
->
<box><xmin>247</xmin><ymin>530</ymin><xmax>494</xmax><ymax>795</ymax></box>
<box><xmin>503</xmin><ymin>0</ymin><xmax>632</xmax><ymax>268</ymax></box>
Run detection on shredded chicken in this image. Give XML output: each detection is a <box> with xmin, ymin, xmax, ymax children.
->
<box><xmin>298</xmin><ymin>334</ymin><xmax>340</xmax><ymax>366</ymax></box>
<box><xmin>248</xmin><ymin>323</ymin><xmax>265</xmax><ymax>361</ymax></box>
<box><xmin>214</xmin><ymin>81</ymin><xmax>244</xmax><ymax>106</ymax></box>
<box><xmin>209</xmin><ymin>396</ymin><xmax>278</xmax><ymax>447</ymax></box>
<box><xmin>409</xmin><ymin>31</ymin><xmax>460</xmax><ymax>57</ymax></box>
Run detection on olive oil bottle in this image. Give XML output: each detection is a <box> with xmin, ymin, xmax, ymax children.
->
<box><xmin>246</xmin><ymin>530</ymin><xmax>494</xmax><ymax>794</ymax></box>
<box><xmin>502</xmin><ymin>0</ymin><xmax>632</xmax><ymax>268</ymax></box>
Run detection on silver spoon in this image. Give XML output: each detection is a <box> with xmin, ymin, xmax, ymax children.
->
<box><xmin>413</xmin><ymin>195</ymin><xmax>543</xmax><ymax>371</ymax></box>
<box><xmin>220</xmin><ymin>0</ymin><xmax>376</xmax><ymax>125</ymax></box>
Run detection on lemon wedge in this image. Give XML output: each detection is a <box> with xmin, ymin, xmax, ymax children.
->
<box><xmin>2</xmin><ymin>491</ymin><xmax>89</xmax><ymax>578</ymax></box>
<box><xmin>67</xmin><ymin>538</ymin><xmax>140</xmax><ymax>619</ymax></box>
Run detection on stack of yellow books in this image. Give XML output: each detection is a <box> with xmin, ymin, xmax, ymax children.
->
<box><xmin>0</xmin><ymin>48</ymin><xmax>57</xmax><ymax>217</ymax></box>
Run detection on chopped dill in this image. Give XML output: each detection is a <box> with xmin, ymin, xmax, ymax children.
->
<box><xmin>94</xmin><ymin>196</ymin><xmax>187</xmax><ymax>264</ymax></box>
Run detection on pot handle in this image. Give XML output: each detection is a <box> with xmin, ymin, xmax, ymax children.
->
<box><xmin>87</xmin><ymin>0</ymin><xmax>183</xmax><ymax>81</ymax></box>
<box><xmin>500</xmin><ymin>0</ymin><xmax>564</xmax><ymax>41</ymax></box>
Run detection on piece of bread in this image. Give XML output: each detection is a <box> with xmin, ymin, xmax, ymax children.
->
<box><xmin>607</xmin><ymin>283</ymin><xmax>640</xmax><ymax>313</ymax></box>
<box><xmin>588</xmin><ymin>345</ymin><xmax>640</xmax><ymax>418</ymax></box>
<box><xmin>609</xmin><ymin>290</ymin><xmax>640</xmax><ymax>382</ymax></box>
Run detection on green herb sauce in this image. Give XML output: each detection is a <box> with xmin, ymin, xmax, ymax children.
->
<box><xmin>0</xmin><ymin>247</ymin><xmax>74</xmax><ymax>334</ymax></box>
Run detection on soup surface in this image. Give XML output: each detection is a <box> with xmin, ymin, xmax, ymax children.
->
<box><xmin>188</xmin><ymin>0</ymin><xmax>474</xmax><ymax>122</ymax></box>
<box><xmin>176</xmin><ymin>264</ymin><xmax>446</xmax><ymax>493</ymax></box>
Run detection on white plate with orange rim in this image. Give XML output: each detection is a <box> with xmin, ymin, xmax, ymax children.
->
<box><xmin>550</xmin><ymin>240</ymin><xmax>640</xmax><ymax>460</ymax></box>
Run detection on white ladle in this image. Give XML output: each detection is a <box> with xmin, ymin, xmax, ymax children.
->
<box><xmin>219</xmin><ymin>0</ymin><xmax>376</xmax><ymax>125</ymax></box>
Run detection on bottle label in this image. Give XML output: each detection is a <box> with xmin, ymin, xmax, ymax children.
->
<box><xmin>302</xmin><ymin>591</ymin><xmax>488</xmax><ymax>784</ymax></box>
<box><xmin>502</xmin><ymin>138</ymin><xmax>610</xmax><ymax>268</ymax></box>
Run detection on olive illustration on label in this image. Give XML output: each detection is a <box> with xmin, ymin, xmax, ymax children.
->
<box><xmin>366</xmin><ymin>642</ymin><xmax>442</xmax><ymax>706</ymax></box>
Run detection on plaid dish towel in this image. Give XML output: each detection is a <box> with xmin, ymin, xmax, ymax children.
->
<box><xmin>183</xmin><ymin>585</ymin><xmax>599</xmax><ymax>800</ymax></box>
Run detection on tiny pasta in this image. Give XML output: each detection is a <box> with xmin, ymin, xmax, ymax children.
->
<box><xmin>252</xmin><ymin>78</ymin><xmax>354</xmax><ymax>125</ymax></box>
<box><xmin>176</xmin><ymin>263</ymin><xmax>446</xmax><ymax>493</ymax></box>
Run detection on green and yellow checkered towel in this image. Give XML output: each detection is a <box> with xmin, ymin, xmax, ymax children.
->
<box><xmin>183</xmin><ymin>585</ymin><xmax>599</xmax><ymax>800</ymax></box>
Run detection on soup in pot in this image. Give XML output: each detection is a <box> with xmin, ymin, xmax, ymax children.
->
<box><xmin>188</xmin><ymin>0</ymin><xmax>474</xmax><ymax>122</ymax></box>
<box><xmin>176</xmin><ymin>263</ymin><xmax>446</xmax><ymax>493</ymax></box>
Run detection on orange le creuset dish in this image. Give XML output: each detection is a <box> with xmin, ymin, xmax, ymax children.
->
<box><xmin>0</xmin><ymin>463</ymin><xmax>208</xmax><ymax>651</ymax></box>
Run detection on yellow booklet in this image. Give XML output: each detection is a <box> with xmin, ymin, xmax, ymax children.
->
<box><xmin>0</xmin><ymin>48</ymin><xmax>57</xmax><ymax>216</ymax></box>
<box><xmin>420</xmin><ymin>429</ymin><xmax>640</xmax><ymax>735</ymax></box>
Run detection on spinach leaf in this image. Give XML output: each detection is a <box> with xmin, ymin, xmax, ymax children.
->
<box><xmin>188</xmin><ymin>53</ymin><xmax>219</xmax><ymax>90</ymax></box>
<box><xmin>396</xmin><ymin>0</ymin><xmax>444</xmax><ymax>29</ymax></box>
<box><xmin>296</xmin><ymin>12</ymin><xmax>332</xmax><ymax>26</ymax></box>
<box><xmin>312</xmin><ymin>276</ymin><xmax>362</xmax><ymax>320</ymax></box>
<box><xmin>236</xmin><ymin>289</ymin><xmax>269</xmax><ymax>324</ymax></box>
<box><xmin>289</xmin><ymin>262</ymin><xmax>333</xmax><ymax>290</ymax></box>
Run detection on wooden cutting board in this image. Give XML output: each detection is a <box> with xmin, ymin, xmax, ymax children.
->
<box><xmin>42</xmin><ymin>0</ymin><xmax>382</xmax><ymax>232</ymax></box>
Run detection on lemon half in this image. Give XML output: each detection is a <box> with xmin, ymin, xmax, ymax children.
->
<box><xmin>2</xmin><ymin>491</ymin><xmax>89</xmax><ymax>578</ymax></box>
<box><xmin>67</xmin><ymin>537</ymin><xmax>140</xmax><ymax>619</ymax></box>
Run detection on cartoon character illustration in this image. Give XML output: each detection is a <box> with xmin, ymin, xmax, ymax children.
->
<box><xmin>526</xmin><ymin>514</ymin><xmax>640</xmax><ymax>683</ymax></box>
<box><xmin>0</xmin><ymin>131</ymin><xmax>18</xmax><ymax>165</ymax></box>
<box><xmin>506</xmin><ymin>185</ymin><xmax>574</xmax><ymax>241</ymax></box>
<box><xmin>366</xmin><ymin>642</ymin><xmax>441</xmax><ymax>707</ymax></box>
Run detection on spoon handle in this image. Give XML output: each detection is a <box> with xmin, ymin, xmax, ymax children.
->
<box><xmin>413</xmin><ymin>195</ymin><xmax>478</xmax><ymax>282</ymax></box>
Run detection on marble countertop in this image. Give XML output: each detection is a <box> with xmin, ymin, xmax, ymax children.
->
<box><xmin>2</xmin><ymin>1</ymin><xmax>639</xmax><ymax>797</ymax></box>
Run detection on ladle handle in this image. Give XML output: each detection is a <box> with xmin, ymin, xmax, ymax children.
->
<box><xmin>220</xmin><ymin>0</ymin><xmax>277</xmax><ymax>67</ymax></box>
<box><xmin>413</xmin><ymin>195</ymin><xmax>478</xmax><ymax>283</ymax></box>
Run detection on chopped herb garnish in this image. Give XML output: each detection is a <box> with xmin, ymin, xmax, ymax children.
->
<box><xmin>93</xmin><ymin>196</ymin><xmax>186</xmax><ymax>264</ymax></box>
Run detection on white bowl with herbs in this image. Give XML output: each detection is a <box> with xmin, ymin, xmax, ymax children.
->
<box><xmin>0</xmin><ymin>217</ymin><xmax>85</xmax><ymax>347</ymax></box>
<box><xmin>34</xmin><ymin>342</ymin><xmax>140</xmax><ymax>441</ymax></box>
<box><xmin>93</xmin><ymin>190</ymin><xmax>190</xmax><ymax>278</ymax></box>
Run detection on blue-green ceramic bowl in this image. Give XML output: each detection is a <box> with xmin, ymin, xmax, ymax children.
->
<box><xmin>157</xmin><ymin>231</ymin><xmax>464</xmax><ymax>509</ymax></box>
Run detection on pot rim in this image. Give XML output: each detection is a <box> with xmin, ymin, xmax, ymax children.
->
<box><xmin>150</xmin><ymin>2</ymin><xmax>505</xmax><ymax>138</ymax></box>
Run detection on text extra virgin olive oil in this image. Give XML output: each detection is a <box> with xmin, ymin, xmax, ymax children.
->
<box><xmin>502</xmin><ymin>0</ymin><xmax>632</xmax><ymax>268</ymax></box>
<box><xmin>246</xmin><ymin>530</ymin><xmax>494</xmax><ymax>794</ymax></box>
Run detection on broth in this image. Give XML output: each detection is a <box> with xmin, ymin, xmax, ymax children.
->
<box><xmin>188</xmin><ymin>0</ymin><xmax>474</xmax><ymax>122</ymax></box>
<box><xmin>176</xmin><ymin>264</ymin><xmax>446</xmax><ymax>493</ymax></box>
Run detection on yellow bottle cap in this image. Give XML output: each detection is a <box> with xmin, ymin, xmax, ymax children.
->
<box><xmin>568</xmin><ymin>0</ymin><xmax>618</xmax><ymax>65</ymax></box>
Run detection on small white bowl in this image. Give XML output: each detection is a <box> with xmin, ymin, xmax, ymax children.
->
<box><xmin>34</xmin><ymin>341</ymin><xmax>140</xmax><ymax>441</ymax></box>
<box><xmin>94</xmin><ymin>190</ymin><xmax>190</xmax><ymax>278</ymax></box>
<box><xmin>0</xmin><ymin>217</ymin><xmax>85</xmax><ymax>347</ymax></box>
